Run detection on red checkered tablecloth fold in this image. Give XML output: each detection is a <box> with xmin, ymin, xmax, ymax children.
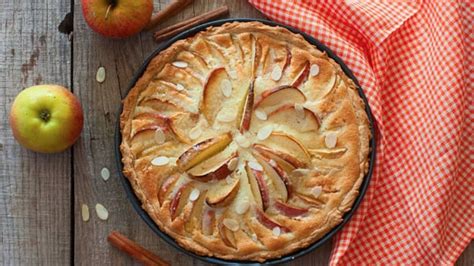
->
<box><xmin>248</xmin><ymin>0</ymin><xmax>473</xmax><ymax>264</ymax></box>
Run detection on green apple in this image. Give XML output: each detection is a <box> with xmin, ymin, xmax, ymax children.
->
<box><xmin>82</xmin><ymin>0</ymin><xmax>154</xmax><ymax>38</ymax></box>
<box><xmin>9</xmin><ymin>85</ymin><xmax>84</xmax><ymax>153</ymax></box>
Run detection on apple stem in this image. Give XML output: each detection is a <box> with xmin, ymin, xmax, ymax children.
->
<box><xmin>105</xmin><ymin>5</ymin><xmax>113</xmax><ymax>20</ymax></box>
<box><xmin>39</xmin><ymin>110</ymin><xmax>50</xmax><ymax>122</ymax></box>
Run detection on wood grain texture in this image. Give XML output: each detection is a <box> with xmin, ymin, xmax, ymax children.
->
<box><xmin>0</xmin><ymin>0</ymin><xmax>72</xmax><ymax>265</ymax></box>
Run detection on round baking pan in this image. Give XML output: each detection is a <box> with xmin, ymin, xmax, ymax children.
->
<box><xmin>115</xmin><ymin>18</ymin><xmax>376</xmax><ymax>265</ymax></box>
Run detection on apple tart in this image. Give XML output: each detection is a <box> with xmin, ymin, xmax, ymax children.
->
<box><xmin>120</xmin><ymin>22</ymin><xmax>371</xmax><ymax>262</ymax></box>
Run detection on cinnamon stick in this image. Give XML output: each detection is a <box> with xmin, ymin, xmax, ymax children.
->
<box><xmin>154</xmin><ymin>6</ymin><xmax>230</xmax><ymax>43</ymax></box>
<box><xmin>146</xmin><ymin>0</ymin><xmax>194</xmax><ymax>30</ymax></box>
<box><xmin>107</xmin><ymin>231</ymin><xmax>170</xmax><ymax>266</ymax></box>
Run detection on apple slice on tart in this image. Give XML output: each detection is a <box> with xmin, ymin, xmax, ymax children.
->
<box><xmin>245</xmin><ymin>162</ymin><xmax>270</xmax><ymax>211</ymax></box>
<box><xmin>267</xmin><ymin>104</ymin><xmax>320</xmax><ymax>133</ymax></box>
<box><xmin>201</xmin><ymin>67</ymin><xmax>233</xmax><ymax>124</ymax></box>
<box><xmin>258</xmin><ymin>132</ymin><xmax>311</xmax><ymax>165</ymax></box>
<box><xmin>254</xmin><ymin>85</ymin><xmax>306</xmax><ymax>114</ymax></box>
<box><xmin>177</xmin><ymin>132</ymin><xmax>233</xmax><ymax>171</ymax></box>
<box><xmin>206</xmin><ymin>178</ymin><xmax>240</xmax><ymax>208</ymax></box>
<box><xmin>188</xmin><ymin>151</ymin><xmax>239</xmax><ymax>182</ymax></box>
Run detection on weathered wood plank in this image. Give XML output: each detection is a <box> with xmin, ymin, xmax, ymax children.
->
<box><xmin>0</xmin><ymin>0</ymin><xmax>72</xmax><ymax>265</ymax></box>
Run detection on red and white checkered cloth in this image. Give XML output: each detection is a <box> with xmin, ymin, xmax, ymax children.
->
<box><xmin>248</xmin><ymin>0</ymin><xmax>473</xmax><ymax>264</ymax></box>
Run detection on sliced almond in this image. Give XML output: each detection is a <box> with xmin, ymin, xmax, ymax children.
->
<box><xmin>325</xmin><ymin>132</ymin><xmax>338</xmax><ymax>148</ymax></box>
<box><xmin>271</xmin><ymin>65</ymin><xmax>283</xmax><ymax>81</ymax></box>
<box><xmin>189</xmin><ymin>188</ymin><xmax>200</xmax><ymax>202</ymax></box>
<box><xmin>257</xmin><ymin>125</ymin><xmax>273</xmax><ymax>140</ymax></box>
<box><xmin>81</xmin><ymin>204</ymin><xmax>90</xmax><ymax>222</ymax></box>
<box><xmin>154</xmin><ymin>128</ymin><xmax>166</xmax><ymax>144</ymax></box>
<box><xmin>227</xmin><ymin>157</ymin><xmax>239</xmax><ymax>171</ymax></box>
<box><xmin>100</xmin><ymin>167</ymin><xmax>110</xmax><ymax>181</ymax></box>
<box><xmin>235</xmin><ymin>199</ymin><xmax>250</xmax><ymax>215</ymax></box>
<box><xmin>189</xmin><ymin>126</ymin><xmax>202</xmax><ymax>140</ymax></box>
<box><xmin>272</xmin><ymin>226</ymin><xmax>281</xmax><ymax>237</ymax></box>
<box><xmin>151</xmin><ymin>156</ymin><xmax>170</xmax><ymax>166</ymax></box>
<box><xmin>248</xmin><ymin>161</ymin><xmax>263</xmax><ymax>171</ymax></box>
<box><xmin>235</xmin><ymin>134</ymin><xmax>251</xmax><ymax>148</ymax></box>
<box><xmin>310</xmin><ymin>64</ymin><xmax>320</xmax><ymax>77</ymax></box>
<box><xmin>225</xmin><ymin>175</ymin><xmax>234</xmax><ymax>184</ymax></box>
<box><xmin>312</xmin><ymin>186</ymin><xmax>322</xmax><ymax>197</ymax></box>
<box><xmin>223</xmin><ymin>218</ymin><xmax>240</xmax><ymax>232</ymax></box>
<box><xmin>292</xmin><ymin>168</ymin><xmax>310</xmax><ymax>177</ymax></box>
<box><xmin>176</xmin><ymin>83</ymin><xmax>185</xmax><ymax>91</ymax></box>
<box><xmin>95</xmin><ymin>203</ymin><xmax>109</xmax><ymax>221</ymax></box>
<box><xmin>96</xmin><ymin>67</ymin><xmax>106</xmax><ymax>83</ymax></box>
<box><xmin>216</xmin><ymin>109</ymin><xmax>236</xmax><ymax>122</ymax></box>
<box><xmin>172</xmin><ymin>61</ymin><xmax>188</xmax><ymax>68</ymax></box>
<box><xmin>221</xmin><ymin>79</ymin><xmax>232</xmax><ymax>97</ymax></box>
<box><xmin>255</xmin><ymin>109</ymin><xmax>267</xmax><ymax>121</ymax></box>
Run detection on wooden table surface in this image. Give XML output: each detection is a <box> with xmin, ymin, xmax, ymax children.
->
<box><xmin>0</xmin><ymin>0</ymin><xmax>472</xmax><ymax>265</ymax></box>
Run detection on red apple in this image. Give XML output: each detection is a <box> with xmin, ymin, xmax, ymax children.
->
<box><xmin>9</xmin><ymin>85</ymin><xmax>84</xmax><ymax>153</ymax></box>
<box><xmin>82</xmin><ymin>0</ymin><xmax>153</xmax><ymax>38</ymax></box>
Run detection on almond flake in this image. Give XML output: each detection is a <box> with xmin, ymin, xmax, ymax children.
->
<box><xmin>172</xmin><ymin>61</ymin><xmax>188</xmax><ymax>68</ymax></box>
<box><xmin>269</xmin><ymin>159</ymin><xmax>277</xmax><ymax>167</ymax></box>
<box><xmin>235</xmin><ymin>134</ymin><xmax>251</xmax><ymax>148</ymax></box>
<box><xmin>235</xmin><ymin>199</ymin><xmax>250</xmax><ymax>215</ymax></box>
<box><xmin>255</xmin><ymin>109</ymin><xmax>267</xmax><ymax>121</ymax></box>
<box><xmin>96</xmin><ymin>67</ymin><xmax>106</xmax><ymax>83</ymax></box>
<box><xmin>216</xmin><ymin>109</ymin><xmax>236</xmax><ymax>122</ymax></box>
<box><xmin>272</xmin><ymin>226</ymin><xmax>281</xmax><ymax>237</ymax></box>
<box><xmin>227</xmin><ymin>157</ymin><xmax>239</xmax><ymax>171</ymax></box>
<box><xmin>95</xmin><ymin>203</ymin><xmax>109</xmax><ymax>221</ymax></box>
<box><xmin>223</xmin><ymin>218</ymin><xmax>240</xmax><ymax>232</ymax></box>
<box><xmin>271</xmin><ymin>65</ymin><xmax>283</xmax><ymax>81</ymax></box>
<box><xmin>189</xmin><ymin>188</ymin><xmax>200</xmax><ymax>202</ymax></box>
<box><xmin>189</xmin><ymin>126</ymin><xmax>202</xmax><ymax>140</ymax></box>
<box><xmin>151</xmin><ymin>156</ymin><xmax>170</xmax><ymax>166</ymax></box>
<box><xmin>154</xmin><ymin>128</ymin><xmax>166</xmax><ymax>144</ymax></box>
<box><xmin>225</xmin><ymin>175</ymin><xmax>234</xmax><ymax>184</ymax></box>
<box><xmin>248</xmin><ymin>161</ymin><xmax>263</xmax><ymax>171</ymax></box>
<box><xmin>100</xmin><ymin>167</ymin><xmax>110</xmax><ymax>181</ymax></box>
<box><xmin>312</xmin><ymin>186</ymin><xmax>323</xmax><ymax>197</ymax></box>
<box><xmin>325</xmin><ymin>132</ymin><xmax>338</xmax><ymax>148</ymax></box>
<box><xmin>176</xmin><ymin>83</ymin><xmax>185</xmax><ymax>91</ymax></box>
<box><xmin>221</xmin><ymin>79</ymin><xmax>232</xmax><ymax>97</ymax></box>
<box><xmin>257</xmin><ymin>125</ymin><xmax>273</xmax><ymax>140</ymax></box>
<box><xmin>292</xmin><ymin>168</ymin><xmax>310</xmax><ymax>177</ymax></box>
<box><xmin>81</xmin><ymin>204</ymin><xmax>90</xmax><ymax>222</ymax></box>
<box><xmin>310</xmin><ymin>64</ymin><xmax>320</xmax><ymax>77</ymax></box>
<box><xmin>295</xmin><ymin>103</ymin><xmax>305</xmax><ymax>119</ymax></box>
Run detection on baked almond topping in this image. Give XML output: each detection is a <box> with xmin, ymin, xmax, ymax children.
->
<box><xmin>255</xmin><ymin>109</ymin><xmax>268</xmax><ymax>121</ymax></box>
<box><xmin>176</xmin><ymin>83</ymin><xmax>185</xmax><ymax>91</ymax></box>
<box><xmin>310</xmin><ymin>64</ymin><xmax>320</xmax><ymax>77</ymax></box>
<box><xmin>271</xmin><ymin>65</ymin><xmax>283</xmax><ymax>81</ymax></box>
<box><xmin>172</xmin><ymin>61</ymin><xmax>188</xmax><ymax>68</ymax></box>
<box><xmin>151</xmin><ymin>156</ymin><xmax>170</xmax><ymax>166</ymax></box>
<box><xmin>272</xmin><ymin>226</ymin><xmax>281</xmax><ymax>237</ymax></box>
<box><xmin>189</xmin><ymin>188</ymin><xmax>200</xmax><ymax>202</ymax></box>
<box><xmin>257</xmin><ymin>125</ymin><xmax>273</xmax><ymax>140</ymax></box>
<box><xmin>120</xmin><ymin>21</ymin><xmax>371</xmax><ymax>262</ymax></box>
<box><xmin>325</xmin><ymin>132</ymin><xmax>338</xmax><ymax>148</ymax></box>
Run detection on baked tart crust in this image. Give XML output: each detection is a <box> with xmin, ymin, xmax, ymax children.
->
<box><xmin>120</xmin><ymin>21</ymin><xmax>371</xmax><ymax>262</ymax></box>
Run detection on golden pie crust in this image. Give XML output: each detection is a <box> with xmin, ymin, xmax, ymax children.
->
<box><xmin>120</xmin><ymin>22</ymin><xmax>371</xmax><ymax>262</ymax></box>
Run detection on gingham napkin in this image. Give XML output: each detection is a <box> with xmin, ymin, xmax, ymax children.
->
<box><xmin>248</xmin><ymin>0</ymin><xmax>473</xmax><ymax>264</ymax></box>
